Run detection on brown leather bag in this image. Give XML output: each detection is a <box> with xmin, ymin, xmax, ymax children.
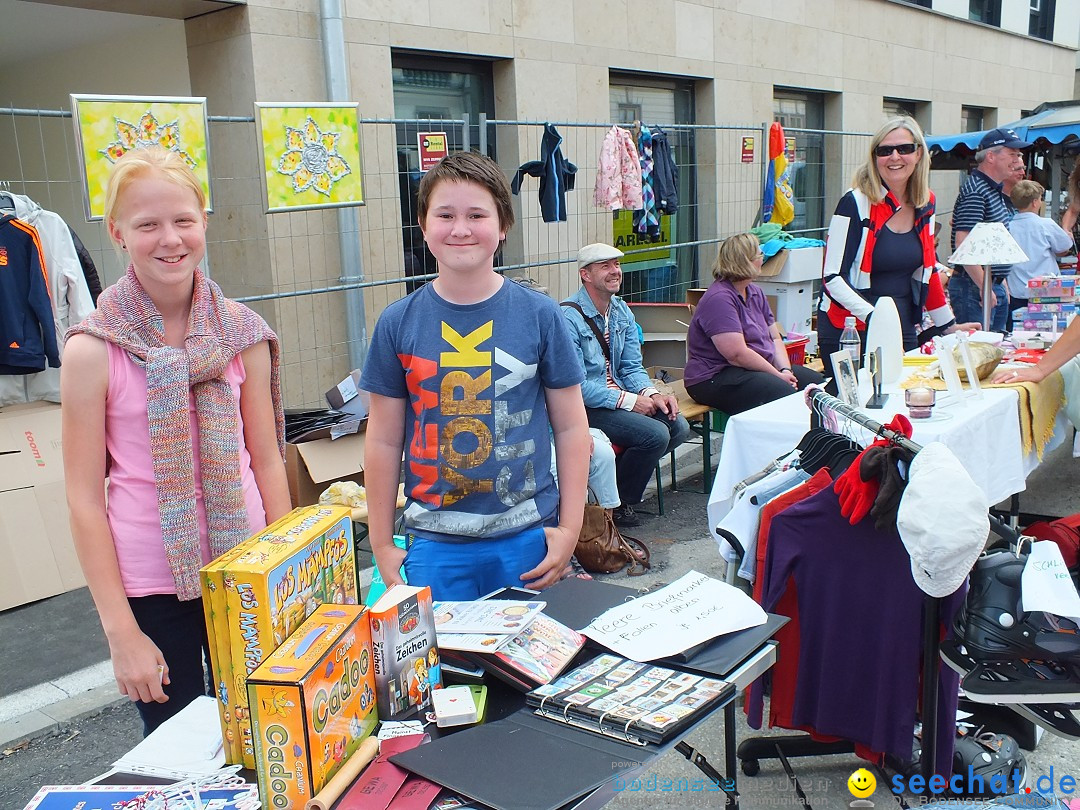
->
<box><xmin>574</xmin><ymin>502</ymin><xmax>651</xmax><ymax>576</ymax></box>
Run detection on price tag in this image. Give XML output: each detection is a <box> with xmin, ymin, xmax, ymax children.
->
<box><xmin>1021</xmin><ymin>541</ymin><xmax>1080</xmax><ymax>621</ymax></box>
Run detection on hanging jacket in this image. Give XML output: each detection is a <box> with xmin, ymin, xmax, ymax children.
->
<box><xmin>69</xmin><ymin>226</ymin><xmax>102</xmax><ymax>304</ymax></box>
<box><xmin>0</xmin><ymin>214</ymin><xmax>60</xmax><ymax>375</ymax></box>
<box><xmin>649</xmin><ymin>125</ymin><xmax>679</xmax><ymax>215</ymax></box>
<box><xmin>633</xmin><ymin>127</ymin><xmax>660</xmax><ymax>237</ymax></box>
<box><xmin>0</xmin><ymin>194</ymin><xmax>94</xmax><ymax>405</ymax></box>
<box><xmin>594</xmin><ymin>125</ymin><xmax>643</xmax><ymax>211</ymax></box>
<box><xmin>511</xmin><ymin>123</ymin><xmax>577</xmax><ymax>223</ymax></box>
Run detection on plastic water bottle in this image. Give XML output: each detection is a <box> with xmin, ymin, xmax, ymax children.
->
<box><xmin>840</xmin><ymin>316</ymin><xmax>861</xmax><ymax>371</ymax></box>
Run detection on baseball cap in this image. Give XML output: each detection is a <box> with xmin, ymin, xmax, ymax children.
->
<box><xmin>896</xmin><ymin>442</ymin><xmax>989</xmax><ymax>597</ymax></box>
<box><xmin>978</xmin><ymin>128</ymin><xmax>1032</xmax><ymax>151</ymax></box>
<box><xmin>577</xmin><ymin>243</ymin><xmax>624</xmax><ymax>271</ymax></box>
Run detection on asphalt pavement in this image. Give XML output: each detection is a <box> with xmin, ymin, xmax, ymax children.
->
<box><xmin>3</xmin><ymin>436</ymin><xmax>1080</xmax><ymax>809</ymax></box>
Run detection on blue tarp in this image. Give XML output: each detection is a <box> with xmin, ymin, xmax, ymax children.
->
<box><xmin>926</xmin><ymin>102</ymin><xmax>1080</xmax><ymax>154</ymax></box>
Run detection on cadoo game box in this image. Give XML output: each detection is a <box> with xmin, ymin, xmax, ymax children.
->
<box><xmin>248</xmin><ymin>604</ymin><xmax>377</xmax><ymax>810</ymax></box>
<box><xmin>369</xmin><ymin>584</ymin><xmax>441</xmax><ymax>720</ymax></box>
<box><xmin>200</xmin><ymin>504</ymin><xmax>358</xmax><ymax>767</ymax></box>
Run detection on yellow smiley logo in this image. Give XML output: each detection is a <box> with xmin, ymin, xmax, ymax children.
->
<box><xmin>848</xmin><ymin>768</ymin><xmax>876</xmax><ymax>798</ymax></box>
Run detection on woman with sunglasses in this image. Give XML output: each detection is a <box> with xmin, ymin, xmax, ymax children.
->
<box><xmin>818</xmin><ymin>116</ymin><xmax>973</xmax><ymax>384</ymax></box>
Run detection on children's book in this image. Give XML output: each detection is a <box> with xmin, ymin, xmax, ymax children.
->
<box><xmin>433</xmin><ymin>599</ymin><xmax>545</xmax><ymax>634</ymax></box>
<box><xmin>461</xmin><ymin>613</ymin><xmax>585</xmax><ymax>691</ymax></box>
<box><xmin>369</xmin><ymin>583</ymin><xmax>442</xmax><ymax>720</ymax></box>
<box><xmin>22</xmin><ymin>784</ymin><xmax>256</xmax><ymax>810</ymax></box>
<box><xmin>525</xmin><ymin>653</ymin><xmax>734</xmax><ymax>745</ymax></box>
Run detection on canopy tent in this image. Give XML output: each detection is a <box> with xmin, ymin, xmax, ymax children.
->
<box><xmin>925</xmin><ymin>100</ymin><xmax>1080</xmax><ymax>205</ymax></box>
<box><xmin>927</xmin><ymin>100</ymin><xmax>1080</xmax><ymax>158</ymax></box>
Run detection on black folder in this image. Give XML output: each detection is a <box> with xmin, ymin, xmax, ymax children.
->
<box><xmin>389</xmin><ymin>709</ymin><xmax>647</xmax><ymax>810</ymax></box>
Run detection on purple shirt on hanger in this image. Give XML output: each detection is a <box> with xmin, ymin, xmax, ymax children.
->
<box><xmin>685</xmin><ymin>279</ymin><xmax>776</xmax><ymax>387</ymax></box>
<box><xmin>761</xmin><ymin>485</ymin><xmax>965</xmax><ymax>777</ymax></box>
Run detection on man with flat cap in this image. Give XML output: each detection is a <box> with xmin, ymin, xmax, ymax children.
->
<box><xmin>561</xmin><ymin>243</ymin><xmax>690</xmax><ymax>527</ymax></box>
<box><xmin>949</xmin><ymin>127</ymin><xmax>1032</xmax><ymax>332</ymax></box>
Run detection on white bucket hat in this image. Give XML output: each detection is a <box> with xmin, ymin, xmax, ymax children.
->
<box><xmin>896</xmin><ymin>442</ymin><xmax>989</xmax><ymax>597</ymax></box>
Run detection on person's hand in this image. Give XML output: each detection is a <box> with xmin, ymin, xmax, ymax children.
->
<box><xmin>631</xmin><ymin>395</ymin><xmax>658</xmax><ymax>416</ymax></box>
<box><xmin>372</xmin><ymin>541</ymin><xmax>407</xmax><ymax>590</ymax></box>
<box><xmin>992</xmin><ymin>366</ymin><xmax>1045</xmax><ymax>385</ymax></box>
<box><xmin>979</xmin><ymin>289</ymin><xmax>998</xmax><ymax>310</ymax></box>
<box><xmin>108</xmin><ymin>627</ymin><xmax>169</xmax><ymax>704</ymax></box>
<box><xmin>589</xmin><ymin>435</ymin><xmax>595</xmax><ymax>456</ymax></box>
<box><xmin>652</xmin><ymin>393</ymin><xmax>680</xmax><ymax>420</ymax></box>
<box><xmin>778</xmin><ymin>369</ymin><xmax>798</xmax><ymax>388</ymax></box>
<box><xmin>947</xmin><ymin>322</ymin><xmax>982</xmax><ymax>334</ymax></box>
<box><xmin>521</xmin><ymin>525</ymin><xmax>577</xmax><ymax>590</ymax></box>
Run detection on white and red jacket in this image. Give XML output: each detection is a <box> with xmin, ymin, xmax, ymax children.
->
<box><xmin>819</xmin><ymin>186</ymin><xmax>954</xmax><ymax>331</ymax></box>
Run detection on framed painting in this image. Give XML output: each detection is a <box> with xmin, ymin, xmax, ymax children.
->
<box><xmin>70</xmin><ymin>94</ymin><xmax>212</xmax><ymax>222</ymax></box>
<box><xmin>255</xmin><ymin>102</ymin><xmax>364</xmax><ymax>213</ymax></box>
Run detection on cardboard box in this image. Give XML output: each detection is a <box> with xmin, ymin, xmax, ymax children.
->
<box><xmin>285</xmin><ymin>431</ymin><xmax>366</xmax><ymax>508</ymax></box>
<box><xmin>200</xmin><ymin>504</ymin><xmax>359</xmax><ymax>767</ymax></box>
<box><xmin>0</xmin><ymin>401</ymin><xmax>85</xmax><ymax>611</ymax></box>
<box><xmin>249</xmin><ymin>604</ymin><xmax>378</xmax><ymax>810</ymax></box>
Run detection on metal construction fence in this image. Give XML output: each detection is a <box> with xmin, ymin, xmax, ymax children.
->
<box><xmin>0</xmin><ymin>104</ymin><xmax>877</xmax><ymax>406</ymax></box>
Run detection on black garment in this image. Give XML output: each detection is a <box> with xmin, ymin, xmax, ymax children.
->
<box><xmin>867</xmin><ymin>226</ymin><xmax>921</xmax><ymax>344</ymax></box>
<box><xmin>127</xmin><ymin>594</ymin><xmax>213</xmax><ymax>736</ymax></box>
<box><xmin>685</xmin><ymin>364</ymin><xmax>823</xmax><ymax>415</ymax></box>
<box><xmin>511</xmin><ymin>123</ymin><xmax>577</xmax><ymax>223</ymax></box>
<box><xmin>649</xmin><ymin>126</ymin><xmax>679</xmax><ymax>215</ymax></box>
<box><xmin>67</xmin><ymin>226</ymin><xmax>102</xmax><ymax>304</ymax></box>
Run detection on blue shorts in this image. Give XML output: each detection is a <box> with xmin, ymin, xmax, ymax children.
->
<box><xmin>402</xmin><ymin>525</ymin><xmax>548</xmax><ymax>600</ymax></box>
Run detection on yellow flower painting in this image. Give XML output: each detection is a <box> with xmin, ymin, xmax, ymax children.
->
<box><xmin>256</xmin><ymin>103</ymin><xmax>364</xmax><ymax>213</ymax></box>
<box><xmin>71</xmin><ymin>95</ymin><xmax>211</xmax><ymax>221</ymax></box>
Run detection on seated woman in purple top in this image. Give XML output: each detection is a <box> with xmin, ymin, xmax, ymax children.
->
<box><xmin>684</xmin><ymin>233</ymin><xmax>824</xmax><ymax>414</ymax></box>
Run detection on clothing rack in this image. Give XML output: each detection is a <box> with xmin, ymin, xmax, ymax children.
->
<box><xmin>736</xmin><ymin>388</ymin><xmax>941</xmax><ymax>790</ymax></box>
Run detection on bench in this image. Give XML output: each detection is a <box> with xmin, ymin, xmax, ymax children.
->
<box><xmin>668</xmin><ymin>384</ymin><xmax>730</xmax><ymax>495</ymax></box>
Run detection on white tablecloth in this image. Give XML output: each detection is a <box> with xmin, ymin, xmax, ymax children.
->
<box><xmin>708</xmin><ymin>388</ymin><xmax>1065</xmax><ymax>546</ymax></box>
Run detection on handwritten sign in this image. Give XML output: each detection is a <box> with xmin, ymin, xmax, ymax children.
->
<box><xmin>582</xmin><ymin>570</ymin><xmax>767</xmax><ymax>660</ymax></box>
<box><xmin>1022</xmin><ymin>541</ymin><xmax>1080</xmax><ymax>622</ymax></box>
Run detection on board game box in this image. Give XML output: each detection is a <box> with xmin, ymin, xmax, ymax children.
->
<box><xmin>200</xmin><ymin>504</ymin><xmax>358</xmax><ymax>767</ymax></box>
<box><xmin>369</xmin><ymin>584</ymin><xmax>441</xmax><ymax>721</ymax></box>
<box><xmin>248</xmin><ymin>603</ymin><xmax>377</xmax><ymax>810</ymax></box>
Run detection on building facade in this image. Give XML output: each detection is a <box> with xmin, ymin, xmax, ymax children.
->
<box><xmin>0</xmin><ymin>0</ymin><xmax>1075</xmax><ymax>405</ymax></box>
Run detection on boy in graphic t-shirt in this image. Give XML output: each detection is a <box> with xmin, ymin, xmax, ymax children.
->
<box><xmin>360</xmin><ymin>152</ymin><xmax>590</xmax><ymax>600</ymax></box>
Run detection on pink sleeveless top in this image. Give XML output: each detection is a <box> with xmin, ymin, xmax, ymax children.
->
<box><xmin>104</xmin><ymin>341</ymin><xmax>267</xmax><ymax>596</ymax></box>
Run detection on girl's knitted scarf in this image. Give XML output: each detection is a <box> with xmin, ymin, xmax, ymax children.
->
<box><xmin>68</xmin><ymin>266</ymin><xmax>285</xmax><ymax>600</ymax></box>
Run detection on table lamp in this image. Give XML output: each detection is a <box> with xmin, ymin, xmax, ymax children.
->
<box><xmin>946</xmin><ymin>222</ymin><xmax>1028</xmax><ymax>331</ymax></box>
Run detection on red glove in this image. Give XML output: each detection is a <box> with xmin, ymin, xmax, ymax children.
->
<box><xmin>832</xmin><ymin>415</ymin><xmax>912</xmax><ymax>525</ymax></box>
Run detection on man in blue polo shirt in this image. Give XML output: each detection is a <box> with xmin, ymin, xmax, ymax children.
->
<box><xmin>949</xmin><ymin>127</ymin><xmax>1031</xmax><ymax>332</ymax></box>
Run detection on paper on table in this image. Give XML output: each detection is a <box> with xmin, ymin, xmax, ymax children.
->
<box><xmin>1022</xmin><ymin>541</ymin><xmax>1080</xmax><ymax>623</ymax></box>
<box><xmin>113</xmin><ymin>695</ymin><xmax>225</xmax><ymax>779</ymax></box>
<box><xmin>581</xmin><ymin>570</ymin><xmax>768</xmax><ymax>661</ymax></box>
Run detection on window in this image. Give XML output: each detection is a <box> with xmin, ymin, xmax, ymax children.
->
<box><xmin>609</xmin><ymin>75</ymin><xmax>697</xmax><ymax>303</ymax></box>
<box><xmin>961</xmin><ymin>106</ymin><xmax>986</xmax><ymax>133</ymax></box>
<box><xmin>969</xmin><ymin>0</ymin><xmax>1001</xmax><ymax>26</ymax></box>
<box><xmin>883</xmin><ymin>99</ymin><xmax>917</xmax><ymax>120</ymax></box>
<box><xmin>1029</xmin><ymin>0</ymin><xmax>1054</xmax><ymax>40</ymax></box>
<box><xmin>774</xmin><ymin>89</ymin><xmax>826</xmax><ymax>236</ymax></box>
<box><xmin>392</xmin><ymin>53</ymin><xmax>496</xmax><ymax>290</ymax></box>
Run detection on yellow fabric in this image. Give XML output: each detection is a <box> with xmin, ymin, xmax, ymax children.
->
<box><xmin>901</xmin><ymin>372</ymin><xmax>1064</xmax><ymax>460</ymax></box>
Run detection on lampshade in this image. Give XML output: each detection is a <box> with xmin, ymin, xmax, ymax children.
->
<box><xmin>947</xmin><ymin>221</ymin><xmax>1028</xmax><ymax>266</ymax></box>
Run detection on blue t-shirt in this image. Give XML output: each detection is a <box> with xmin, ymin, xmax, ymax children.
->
<box><xmin>360</xmin><ymin>279</ymin><xmax>584</xmax><ymax>541</ymax></box>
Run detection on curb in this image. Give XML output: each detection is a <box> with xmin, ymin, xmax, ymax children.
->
<box><xmin>0</xmin><ymin>682</ymin><xmax>126</xmax><ymax>751</ymax></box>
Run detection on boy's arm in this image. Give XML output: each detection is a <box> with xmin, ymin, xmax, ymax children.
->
<box><xmin>521</xmin><ymin>384</ymin><xmax>590</xmax><ymax>590</ymax></box>
<box><xmin>365</xmin><ymin>392</ymin><xmax>408</xmax><ymax>588</ymax></box>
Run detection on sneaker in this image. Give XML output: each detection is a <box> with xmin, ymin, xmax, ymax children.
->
<box><xmin>612</xmin><ymin>504</ymin><xmax>641</xmax><ymax>528</ymax></box>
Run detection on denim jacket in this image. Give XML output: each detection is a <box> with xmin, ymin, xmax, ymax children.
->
<box><xmin>561</xmin><ymin>286</ymin><xmax>654</xmax><ymax>409</ymax></box>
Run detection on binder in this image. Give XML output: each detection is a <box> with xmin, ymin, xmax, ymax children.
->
<box><xmin>389</xmin><ymin>709</ymin><xmax>647</xmax><ymax>810</ymax></box>
<box><xmin>525</xmin><ymin>653</ymin><xmax>735</xmax><ymax>746</ymax></box>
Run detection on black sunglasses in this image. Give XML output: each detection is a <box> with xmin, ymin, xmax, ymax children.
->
<box><xmin>875</xmin><ymin>143</ymin><xmax>919</xmax><ymax>157</ymax></box>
